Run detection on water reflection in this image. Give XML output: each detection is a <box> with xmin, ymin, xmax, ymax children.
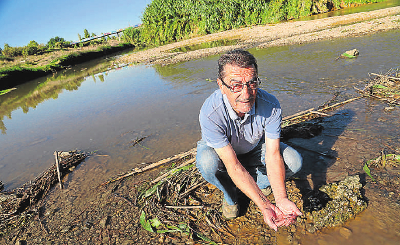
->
<box><xmin>0</xmin><ymin>60</ymin><xmax>113</xmax><ymax>134</ymax></box>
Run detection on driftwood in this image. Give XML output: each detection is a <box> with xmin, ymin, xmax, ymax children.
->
<box><xmin>0</xmin><ymin>151</ymin><xmax>87</xmax><ymax>216</ymax></box>
<box><xmin>99</xmin><ymin>148</ymin><xmax>197</xmax><ymax>186</ymax></box>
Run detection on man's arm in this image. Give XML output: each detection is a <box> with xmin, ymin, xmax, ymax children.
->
<box><xmin>265</xmin><ymin>138</ymin><xmax>302</xmax><ymax>219</ymax></box>
<box><xmin>215</xmin><ymin>144</ymin><xmax>288</xmax><ymax>230</ymax></box>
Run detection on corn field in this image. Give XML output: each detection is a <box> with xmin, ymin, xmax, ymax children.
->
<box><xmin>137</xmin><ymin>0</ymin><xmax>384</xmax><ymax>46</ymax></box>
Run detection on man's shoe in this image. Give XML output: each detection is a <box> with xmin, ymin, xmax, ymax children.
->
<box><xmin>222</xmin><ymin>199</ymin><xmax>239</xmax><ymax>220</ymax></box>
<box><xmin>261</xmin><ymin>186</ymin><xmax>272</xmax><ymax>196</ymax></box>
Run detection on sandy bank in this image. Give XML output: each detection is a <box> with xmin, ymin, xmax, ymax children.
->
<box><xmin>116</xmin><ymin>6</ymin><xmax>400</xmax><ymax>66</ymax></box>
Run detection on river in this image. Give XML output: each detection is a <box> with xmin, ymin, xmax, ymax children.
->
<box><xmin>1</xmin><ymin>5</ymin><xmax>400</xmax><ymax>245</ymax></box>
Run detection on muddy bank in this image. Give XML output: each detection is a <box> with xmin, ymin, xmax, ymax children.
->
<box><xmin>116</xmin><ymin>6</ymin><xmax>400</xmax><ymax>66</ymax></box>
<box><xmin>0</xmin><ymin>43</ymin><xmax>133</xmax><ymax>90</ymax></box>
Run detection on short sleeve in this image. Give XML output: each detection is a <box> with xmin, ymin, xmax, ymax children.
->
<box><xmin>199</xmin><ymin>110</ymin><xmax>230</xmax><ymax>149</ymax></box>
<box><xmin>264</xmin><ymin>104</ymin><xmax>281</xmax><ymax>140</ymax></box>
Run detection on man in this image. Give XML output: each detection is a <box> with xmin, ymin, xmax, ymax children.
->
<box><xmin>196</xmin><ymin>49</ymin><xmax>303</xmax><ymax>231</ymax></box>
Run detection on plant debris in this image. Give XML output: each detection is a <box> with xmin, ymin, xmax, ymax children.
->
<box><xmin>0</xmin><ymin>151</ymin><xmax>87</xmax><ymax>238</ymax></box>
<box><xmin>358</xmin><ymin>68</ymin><xmax>400</xmax><ymax>105</ymax></box>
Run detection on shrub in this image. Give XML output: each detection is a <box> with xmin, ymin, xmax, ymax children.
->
<box><xmin>2</xmin><ymin>44</ymin><xmax>23</xmax><ymax>57</ymax></box>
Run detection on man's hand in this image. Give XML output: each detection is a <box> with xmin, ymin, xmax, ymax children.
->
<box><xmin>262</xmin><ymin>198</ymin><xmax>302</xmax><ymax>231</ymax></box>
<box><xmin>276</xmin><ymin>197</ymin><xmax>302</xmax><ymax>225</ymax></box>
<box><xmin>261</xmin><ymin>203</ymin><xmax>287</xmax><ymax>231</ymax></box>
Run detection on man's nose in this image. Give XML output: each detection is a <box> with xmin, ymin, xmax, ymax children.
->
<box><xmin>240</xmin><ymin>84</ymin><xmax>251</xmax><ymax>98</ymax></box>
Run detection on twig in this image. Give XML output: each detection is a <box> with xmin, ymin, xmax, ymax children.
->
<box><xmin>151</xmin><ymin>158</ymin><xmax>196</xmax><ymax>184</ymax></box>
<box><xmin>318</xmin><ymin>96</ymin><xmax>362</xmax><ymax>112</ymax></box>
<box><xmin>54</xmin><ymin>151</ymin><xmax>63</xmax><ymax>189</ymax></box>
<box><xmin>370</xmin><ymin>72</ymin><xmax>400</xmax><ymax>81</ymax></box>
<box><xmin>164</xmin><ymin>205</ymin><xmax>204</xmax><ymax>209</ymax></box>
<box><xmin>130</xmin><ymin>136</ymin><xmax>148</xmax><ymax>148</ymax></box>
<box><xmin>309</xmin><ymin>111</ymin><xmax>329</xmax><ymax>117</ymax></box>
<box><xmin>179</xmin><ymin>180</ymin><xmax>207</xmax><ymax>199</ymax></box>
<box><xmin>282</xmin><ymin>108</ymin><xmax>315</xmax><ymax>120</ymax></box>
<box><xmin>99</xmin><ymin>148</ymin><xmax>196</xmax><ymax>186</ymax></box>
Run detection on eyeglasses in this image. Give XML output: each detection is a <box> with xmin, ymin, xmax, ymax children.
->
<box><xmin>221</xmin><ymin>78</ymin><xmax>261</xmax><ymax>93</ymax></box>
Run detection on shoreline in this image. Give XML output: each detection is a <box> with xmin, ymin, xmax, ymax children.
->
<box><xmin>1</xmin><ymin>7</ymin><xmax>399</xmax><ymax>91</ymax></box>
<box><xmin>116</xmin><ymin>6</ymin><xmax>400</xmax><ymax>66</ymax></box>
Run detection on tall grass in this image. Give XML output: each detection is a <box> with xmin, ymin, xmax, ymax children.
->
<box><xmin>139</xmin><ymin>0</ymin><xmax>385</xmax><ymax>46</ymax></box>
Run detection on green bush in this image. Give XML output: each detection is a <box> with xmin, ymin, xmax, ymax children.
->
<box><xmin>22</xmin><ymin>40</ymin><xmax>39</xmax><ymax>56</ymax></box>
<box><xmin>2</xmin><ymin>44</ymin><xmax>23</xmax><ymax>57</ymax></box>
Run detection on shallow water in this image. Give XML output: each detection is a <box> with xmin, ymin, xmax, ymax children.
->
<box><xmin>1</xmin><ymin>26</ymin><xmax>400</xmax><ymax>245</ymax></box>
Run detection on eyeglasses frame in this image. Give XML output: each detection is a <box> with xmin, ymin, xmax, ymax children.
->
<box><xmin>220</xmin><ymin>77</ymin><xmax>261</xmax><ymax>93</ymax></box>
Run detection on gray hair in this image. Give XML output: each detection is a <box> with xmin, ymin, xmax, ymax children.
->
<box><xmin>218</xmin><ymin>49</ymin><xmax>258</xmax><ymax>80</ymax></box>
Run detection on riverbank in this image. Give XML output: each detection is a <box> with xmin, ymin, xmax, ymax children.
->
<box><xmin>0</xmin><ymin>41</ymin><xmax>133</xmax><ymax>90</ymax></box>
<box><xmin>116</xmin><ymin>6</ymin><xmax>400</xmax><ymax>66</ymax></box>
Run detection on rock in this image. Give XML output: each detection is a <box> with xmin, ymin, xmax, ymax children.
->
<box><xmin>340</xmin><ymin>49</ymin><xmax>359</xmax><ymax>58</ymax></box>
<box><xmin>0</xmin><ymin>181</ymin><xmax>4</xmax><ymax>191</ymax></box>
<box><xmin>339</xmin><ymin>227</ymin><xmax>352</xmax><ymax>239</ymax></box>
<box><xmin>344</xmin><ymin>49</ymin><xmax>359</xmax><ymax>57</ymax></box>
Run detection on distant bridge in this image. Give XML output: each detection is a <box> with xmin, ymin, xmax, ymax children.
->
<box><xmin>70</xmin><ymin>24</ymin><xmax>141</xmax><ymax>45</ymax></box>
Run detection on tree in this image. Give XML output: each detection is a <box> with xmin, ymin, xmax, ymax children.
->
<box><xmin>78</xmin><ymin>33</ymin><xmax>82</xmax><ymax>41</ymax></box>
<box><xmin>22</xmin><ymin>40</ymin><xmax>39</xmax><ymax>56</ymax></box>
<box><xmin>47</xmin><ymin>36</ymin><xmax>66</xmax><ymax>48</ymax></box>
<box><xmin>84</xmin><ymin>29</ymin><xmax>90</xmax><ymax>39</ymax></box>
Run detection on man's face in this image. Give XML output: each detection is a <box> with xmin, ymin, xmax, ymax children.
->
<box><xmin>218</xmin><ymin>64</ymin><xmax>258</xmax><ymax>117</ymax></box>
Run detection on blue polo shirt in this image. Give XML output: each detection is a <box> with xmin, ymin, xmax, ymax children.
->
<box><xmin>199</xmin><ymin>89</ymin><xmax>281</xmax><ymax>155</ymax></box>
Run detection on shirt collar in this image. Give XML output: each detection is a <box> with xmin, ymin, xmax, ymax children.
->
<box><xmin>222</xmin><ymin>93</ymin><xmax>256</xmax><ymax>123</ymax></box>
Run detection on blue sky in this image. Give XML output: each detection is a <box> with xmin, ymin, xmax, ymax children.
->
<box><xmin>0</xmin><ymin>0</ymin><xmax>152</xmax><ymax>47</ymax></box>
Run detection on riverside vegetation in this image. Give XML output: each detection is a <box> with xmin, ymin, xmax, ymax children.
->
<box><xmin>0</xmin><ymin>0</ymin><xmax>384</xmax><ymax>91</ymax></box>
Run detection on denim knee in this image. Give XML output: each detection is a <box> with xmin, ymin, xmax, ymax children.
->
<box><xmin>281</xmin><ymin>143</ymin><xmax>302</xmax><ymax>176</ymax></box>
<box><xmin>196</xmin><ymin>140</ymin><xmax>221</xmax><ymax>178</ymax></box>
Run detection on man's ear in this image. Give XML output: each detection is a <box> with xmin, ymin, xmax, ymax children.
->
<box><xmin>217</xmin><ymin>78</ymin><xmax>225</xmax><ymax>94</ymax></box>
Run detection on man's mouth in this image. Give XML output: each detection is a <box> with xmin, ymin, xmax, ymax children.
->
<box><xmin>236</xmin><ymin>98</ymin><xmax>254</xmax><ymax>103</ymax></box>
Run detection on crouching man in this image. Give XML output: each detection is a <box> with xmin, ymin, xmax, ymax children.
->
<box><xmin>196</xmin><ymin>49</ymin><xmax>302</xmax><ymax>230</ymax></box>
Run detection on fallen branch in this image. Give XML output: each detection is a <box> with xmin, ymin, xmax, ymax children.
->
<box><xmin>54</xmin><ymin>151</ymin><xmax>63</xmax><ymax>189</ymax></box>
<box><xmin>310</xmin><ymin>111</ymin><xmax>329</xmax><ymax>117</ymax></box>
<box><xmin>370</xmin><ymin>72</ymin><xmax>400</xmax><ymax>81</ymax></box>
<box><xmin>164</xmin><ymin>205</ymin><xmax>204</xmax><ymax>209</ymax></box>
<box><xmin>282</xmin><ymin>108</ymin><xmax>315</xmax><ymax>121</ymax></box>
<box><xmin>151</xmin><ymin>158</ymin><xmax>196</xmax><ymax>184</ymax></box>
<box><xmin>179</xmin><ymin>180</ymin><xmax>207</xmax><ymax>199</ymax></box>
<box><xmin>100</xmin><ymin>148</ymin><xmax>196</xmax><ymax>186</ymax></box>
<box><xmin>318</xmin><ymin>96</ymin><xmax>362</xmax><ymax>112</ymax></box>
<box><xmin>1</xmin><ymin>151</ymin><xmax>86</xmax><ymax>216</ymax></box>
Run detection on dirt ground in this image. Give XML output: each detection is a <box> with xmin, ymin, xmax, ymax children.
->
<box><xmin>1</xmin><ymin>6</ymin><xmax>400</xmax><ymax>245</ymax></box>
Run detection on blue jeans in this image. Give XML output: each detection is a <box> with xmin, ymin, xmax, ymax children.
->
<box><xmin>196</xmin><ymin>139</ymin><xmax>302</xmax><ymax>205</ymax></box>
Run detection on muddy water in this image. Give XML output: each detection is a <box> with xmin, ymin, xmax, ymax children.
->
<box><xmin>1</xmin><ymin>30</ymin><xmax>400</xmax><ymax>243</ymax></box>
